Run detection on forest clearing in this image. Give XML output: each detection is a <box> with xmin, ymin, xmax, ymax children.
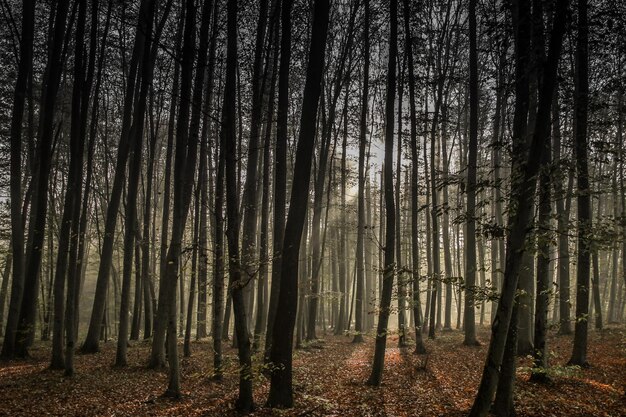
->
<box><xmin>1</xmin><ymin>328</ymin><xmax>624</xmax><ymax>416</ymax></box>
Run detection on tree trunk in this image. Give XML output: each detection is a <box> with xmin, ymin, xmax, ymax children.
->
<box><xmin>464</xmin><ymin>0</ymin><xmax>479</xmax><ymax>346</ymax></box>
<box><xmin>222</xmin><ymin>0</ymin><xmax>254</xmax><ymax>410</ymax></box>
<box><xmin>83</xmin><ymin>0</ymin><xmax>157</xmax><ymax>354</ymax></box>
<box><xmin>553</xmin><ymin>86</ymin><xmax>572</xmax><ymax>334</ymax></box>
<box><xmin>1</xmin><ymin>0</ymin><xmax>35</xmax><ymax>358</ymax></box>
<box><xmin>569</xmin><ymin>0</ymin><xmax>590</xmax><ymax>367</ymax></box>
<box><xmin>51</xmin><ymin>0</ymin><xmax>88</xmax><ymax>367</ymax></box>
<box><xmin>530</xmin><ymin>92</ymin><xmax>552</xmax><ymax>382</ymax></box>
<box><xmin>16</xmin><ymin>0</ymin><xmax>71</xmax><ymax>357</ymax></box>
<box><xmin>353</xmin><ymin>0</ymin><xmax>369</xmax><ymax>345</ymax></box>
<box><xmin>468</xmin><ymin>0</ymin><xmax>568</xmax><ymax>413</ymax></box>
<box><xmin>267</xmin><ymin>0</ymin><xmax>330</xmax><ymax>406</ymax></box>
<box><xmin>367</xmin><ymin>0</ymin><xmax>397</xmax><ymax>387</ymax></box>
<box><xmin>264</xmin><ymin>0</ymin><xmax>292</xmax><ymax>362</ymax></box>
<box><xmin>212</xmin><ymin>131</ymin><xmax>225</xmax><ymax>379</ymax></box>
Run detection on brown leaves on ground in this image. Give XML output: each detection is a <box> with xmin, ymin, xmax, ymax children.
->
<box><xmin>0</xmin><ymin>327</ymin><xmax>624</xmax><ymax>416</ymax></box>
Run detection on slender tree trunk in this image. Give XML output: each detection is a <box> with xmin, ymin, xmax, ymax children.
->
<box><xmin>553</xmin><ymin>86</ymin><xmax>572</xmax><ymax>334</ymax></box>
<box><xmin>530</xmin><ymin>99</ymin><xmax>552</xmax><ymax>382</ymax></box>
<box><xmin>264</xmin><ymin>0</ymin><xmax>292</xmax><ymax>362</ymax></box>
<box><xmin>240</xmin><ymin>0</ymin><xmax>270</xmax><ymax>336</ymax></box>
<box><xmin>212</xmin><ymin>135</ymin><xmax>225</xmax><ymax>379</ymax></box>
<box><xmin>1</xmin><ymin>0</ymin><xmax>35</xmax><ymax>359</ymax></box>
<box><xmin>0</xmin><ymin>255</ymin><xmax>11</xmax><ymax>338</ymax></box>
<box><xmin>83</xmin><ymin>0</ymin><xmax>157</xmax><ymax>354</ymax></box>
<box><xmin>569</xmin><ymin>0</ymin><xmax>591</xmax><ymax>367</ymax></box>
<box><xmin>469</xmin><ymin>0</ymin><xmax>567</xmax><ymax>413</ymax></box>
<box><xmin>184</xmin><ymin>182</ymin><xmax>201</xmax><ymax>357</ymax></box>
<box><xmin>464</xmin><ymin>0</ymin><xmax>479</xmax><ymax>346</ymax></box>
<box><xmin>402</xmin><ymin>0</ymin><xmax>426</xmax><ymax>354</ymax></box>
<box><xmin>51</xmin><ymin>0</ymin><xmax>88</xmax><ymax>367</ymax></box>
<box><xmin>267</xmin><ymin>0</ymin><xmax>330</xmax><ymax>406</ymax></box>
<box><xmin>254</xmin><ymin>9</ymin><xmax>279</xmax><ymax>349</ymax></box>
<box><xmin>367</xmin><ymin>0</ymin><xmax>397</xmax><ymax>387</ymax></box>
<box><xmin>353</xmin><ymin>0</ymin><xmax>369</xmax><ymax>345</ymax></box>
<box><xmin>16</xmin><ymin>0</ymin><xmax>71</xmax><ymax>357</ymax></box>
<box><xmin>222</xmin><ymin>0</ymin><xmax>254</xmax><ymax>409</ymax></box>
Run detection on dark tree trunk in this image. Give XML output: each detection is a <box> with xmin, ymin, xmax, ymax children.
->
<box><xmin>468</xmin><ymin>0</ymin><xmax>568</xmax><ymax>413</ymax></box>
<box><xmin>140</xmin><ymin>92</ymin><xmax>161</xmax><ymax>340</ymax></box>
<box><xmin>464</xmin><ymin>0</ymin><xmax>479</xmax><ymax>346</ymax></box>
<box><xmin>264</xmin><ymin>0</ymin><xmax>293</xmax><ymax>363</ymax></box>
<box><xmin>402</xmin><ymin>0</ymin><xmax>426</xmax><ymax>354</ymax></box>
<box><xmin>65</xmin><ymin>0</ymin><xmax>101</xmax><ymax>375</ymax></box>
<box><xmin>267</xmin><ymin>0</ymin><xmax>330</xmax><ymax>407</ymax></box>
<box><xmin>197</xmin><ymin>0</ymin><xmax>219</xmax><ymax>339</ymax></box>
<box><xmin>254</xmin><ymin>7</ymin><xmax>279</xmax><ymax>349</ymax></box>
<box><xmin>222</xmin><ymin>0</ymin><xmax>254</xmax><ymax>410</ymax></box>
<box><xmin>1</xmin><ymin>0</ymin><xmax>35</xmax><ymax>359</ymax></box>
<box><xmin>212</xmin><ymin>134</ymin><xmax>225</xmax><ymax>379</ymax></box>
<box><xmin>240</xmin><ymin>0</ymin><xmax>270</xmax><ymax>335</ymax></box>
<box><xmin>51</xmin><ymin>0</ymin><xmax>88</xmax><ymax>368</ymax></box>
<box><xmin>83</xmin><ymin>0</ymin><xmax>157</xmax><ymax>354</ymax></box>
<box><xmin>396</xmin><ymin>58</ymin><xmax>407</xmax><ymax>346</ymax></box>
<box><xmin>0</xmin><ymin>256</ymin><xmax>11</xmax><ymax>338</ymax></box>
<box><xmin>553</xmin><ymin>86</ymin><xmax>572</xmax><ymax>334</ymax></box>
<box><xmin>530</xmin><ymin>95</ymin><xmax>552</xmax><ymax>382</ymax></box>
<box><xmin>569</xmin><ymin>0</ymin><xmax>591</xmax><ymax>367</ymax></box>
<box><xmin>367</xmin><ymin>0</ymin><xmax>397</xmax><ymax>387</ymax></box>
<box><xmin>353</xmin><ymin>0</ymin><xmax>369</xmax><ymax>345</ymax></box>
<box><xmin>16</xmin><ymin>0</ymin><xmax>71</xmax><ymax>357</ymax></box>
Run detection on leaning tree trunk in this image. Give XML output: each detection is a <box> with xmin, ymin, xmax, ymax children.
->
<box><xmin>468</xmin><ymin>0</ymin><xmax>568</xmax><ymax>414</ymax></box>
<box><xmin>266</xmin><ymin>0</ymin><xmax>330</xmax><ymax>407</ymax></box>
<box><xmin>82</xmin><ymin>0</ymin><xmax>157</xmax><ymax>354</ymax></box>
<box><xmin>50</xmin><ymin>0</ymin><xmax>88</xmax><ymax>369</ymax></box>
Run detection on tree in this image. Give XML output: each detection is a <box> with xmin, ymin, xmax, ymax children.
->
<box><xmin>469</xmin><ymin>0</ymin><xmax>569</xmax><ymax>413</ymax></box>
<box><xmin>267</xmin><ymin>0</ymin><xmax>330</xmax><ymax>407</ymax></box>
<box><xmin>463</xmin><ymin>0</ymin><xmax>480</xmax><ymax>347</ymax></box>
<box><xmin>353</xmin><ymin>0</ymin><xmax>369</xmax><ymax>345</ymax></box>
<box><xmin>82</xmin><ymin>0</ymin><xmax>158</xmax><ymax>354</ymax></box>
<box><xmin>223</xmin><ymin>0</ymin><xmax>254</xmax><ymax>409</ymax></box>
<box><xmin>264</xmin><ymin>0</ymin><xmax>292</xmax><ymax>362</ymax></box>
<box><xmin>1</xmin><ymin>0</ymin><xmax>36</xmax><ymax>359</ymax></box>
<box><xmin>402</xmin><ymin>0</ymin><xmax>426</xmax><ymax>355</ymax></box>
<box><xmin>367</xmin><ymin>0</ymin><xmax>397</xmax><ymax>387</ymax></box>
<box><xmin>569</xmin><ymin>0</ymin><xmax>591</xmax><ymax>367</ymax></box>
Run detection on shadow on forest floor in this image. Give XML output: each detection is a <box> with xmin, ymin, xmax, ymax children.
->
<box><xmin>0</xmin><ymin>326</ymin><xmax>624</xmax><ymax>416</ymax></box>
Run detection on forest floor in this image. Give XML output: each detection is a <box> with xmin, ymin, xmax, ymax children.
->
<box><xmin>0</xmin><ymin>326</ymin><xmax>624</xmax><ymax>416</ymax></box>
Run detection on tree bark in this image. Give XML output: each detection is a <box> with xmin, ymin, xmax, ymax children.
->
<box><xmin>464</xmin><ymin>0</ymin><xmax>479</xmax><ymax>346</ymax></box>
<box><xmin>468</xmin><ymin>0</ymin><xmax>568</xmax><ymax>413</ymax></box>
<box><xmin>267</xmin><ymin>0</ymin><xmax>330</xmax><ymax>406</ymax></box>
<box><xmin>83</xmin><ymin>0</ymin><xmax>157</xmax><ymax>354</ymax></box>
<box><xmin>1</xmin><ymin>0</ymin><xmax>35</xmax><ymax>358</ymax></box>
<box><xmin>367</xmin><ymin>0</ymin><xmax>397</xmax><ymax>387</ymax></box>
<box><xmin>569</xmin><ymin>0</ymin><xmax>591</xmax><ymax>367</ymax></box>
